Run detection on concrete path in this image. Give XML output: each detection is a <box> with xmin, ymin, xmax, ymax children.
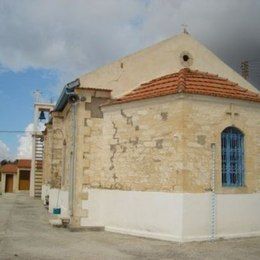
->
<box><xmin>0</xmin><ymin>193</ymin><xmax>260</xmax><ymax>260</ymax></box>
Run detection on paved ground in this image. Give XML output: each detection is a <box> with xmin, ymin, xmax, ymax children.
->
<box><xmin>0</xmin><ymin>193</ymin><xmax>259</xmax><ymax>260</ymax></box>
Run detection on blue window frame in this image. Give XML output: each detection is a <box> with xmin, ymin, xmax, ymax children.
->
<box><xmin>221</xmin><ymin>127</ymin><xmax>244</xmax><ymax>187</ymax></box>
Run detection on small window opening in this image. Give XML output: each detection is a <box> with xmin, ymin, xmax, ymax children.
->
<box><xmin>183</xmin><ymin>55</ymin><xmax>189</xmax><ymax>62</ymax></box>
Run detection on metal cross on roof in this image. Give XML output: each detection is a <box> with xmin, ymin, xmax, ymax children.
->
<box><xmin>33</xmin><ymin>90</ymin><xmax>41</xmax><ymax>103</ymax></box>
<box><xmin>181</xmin><ymin>24</ymin><xmax>189</xmax><ymax>34</ymax></box>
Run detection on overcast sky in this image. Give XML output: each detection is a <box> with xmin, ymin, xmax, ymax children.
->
<box><xmin>0</xmin><ymin>0</ymin><xmax>259</xmax><ymax>159</ymax></box>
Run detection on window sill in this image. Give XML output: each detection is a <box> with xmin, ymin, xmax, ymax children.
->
<box><xmin>222</xmin><ymin>185</ymin><xmax>246</xmax><ymax>188</ymax></box>
<box><xmin>216</xmin><ymin>185</ymin><xmax>252</xmax><ymax>194</ymax></box>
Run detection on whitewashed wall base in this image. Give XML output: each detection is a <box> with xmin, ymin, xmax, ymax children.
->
<box><xmin>81</xmin><ymin>189</ymin><xmax>260</xmax><ymax>242</ymax></box>
<box><xmin>48</xmin><ymin>188</ymin><xmax>69</xmax><ymax>218</ymax></box>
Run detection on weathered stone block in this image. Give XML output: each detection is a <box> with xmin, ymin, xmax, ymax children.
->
<box><xmin>80</xmin><ymin>192</ymin><xmax>89</xmax><ymax>200</ymax></box>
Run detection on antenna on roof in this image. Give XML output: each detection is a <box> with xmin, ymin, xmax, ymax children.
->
<box><xmin>181</xmin><ymin>24</ymin><xmax>189</xmax><ymax>34</ymax></box>
<box><xmin>241</xmin><ymin>61</ymin><xmax>249</xmax><ymax>80</ymax></box>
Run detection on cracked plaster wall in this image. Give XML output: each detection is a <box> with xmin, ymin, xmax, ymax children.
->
<box><xmin>101</xmin><ymin>97</ymin><xmax>185</xmax><ymax>192</ymax></box>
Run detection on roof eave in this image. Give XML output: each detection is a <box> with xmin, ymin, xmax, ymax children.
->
<box><xmin>54</xmin><ymin>78</ymin><xmax>80</xmax><ymax>112</ymax></box>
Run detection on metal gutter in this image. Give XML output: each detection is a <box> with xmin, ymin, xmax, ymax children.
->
<box><xmin>55</xmin><ymin>79</ymin><xmax>80</xmax><ymax>112</ymax></box>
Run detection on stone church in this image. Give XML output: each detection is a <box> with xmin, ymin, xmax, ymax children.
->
<box><xmin>42</xmin><ymin>32</ymin><xmax>260</xmax><ymax>242</ymax></box>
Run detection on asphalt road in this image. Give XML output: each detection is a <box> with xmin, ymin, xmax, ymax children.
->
<box><xmin>0</xmin><ymin>193</ymin><xmax>259</xmax><ymax>260</ymax></box>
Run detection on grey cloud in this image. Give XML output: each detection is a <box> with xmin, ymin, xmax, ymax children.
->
<box><xmin>0</xmin><ymin>0</ymin><xmax>259</xmax><ymax>88</ymax></box>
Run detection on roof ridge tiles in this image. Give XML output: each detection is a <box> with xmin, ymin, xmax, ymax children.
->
<box><xmin>104</xmin><ymin>68</ymin><xmax>260</xmax><ymax>106</ymax></box>
<box><xmin>177</xmin><ymin>68</ymin><xmax>188</xmax><ymax>92</ymax></box>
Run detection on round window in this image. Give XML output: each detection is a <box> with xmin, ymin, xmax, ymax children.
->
<box><xmin>183</xmin><ymin>55</ymin><xmax>189</xmax><ymax>62</ymax></box>
<box><xmin>180</xmin><ymin>51</ymin><xmax>193</xmax><ymax>67</ymax></box>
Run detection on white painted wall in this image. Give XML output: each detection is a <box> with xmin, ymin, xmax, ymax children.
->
<box><xmin>182</xmin><ymin>193</ymin><xmax>260</xmax><ymax>241</ymax></box>
<box><xmin>81</xmin><ymin>189</ymin><xmax>260</xmax><ymax>242</ymax></box>
<box><xmin>41</xmin><ymin>184</ymin><xmax>50</xmax><ymax>201</ymax></box>
<box><xmin>217</xmin><ymin>194</ymin><xmax>260</xmax><ymax>238</ymax></box>
<box><xmin>182</xmin><ymin>193</ymin><xmax>211</xmax><ymax>241</ymax></box>
<box><xmin>82</xmin><ymin>189</ymin><xmax>184</xmax><ymax>241</ymax></box>
<box><xmin>48</xmin><ymin>188</ymin><xmax>69</xmax><ymax>218</ymax></box>
<box><xmin>1</xmin><ymin>174</ymin><xmax>6</xmax><ymax>193</ymax></box>
<box><xmin>1</xmin><ymin>173</ymin><xmax>18</xmax><ymax>193</ymax></box>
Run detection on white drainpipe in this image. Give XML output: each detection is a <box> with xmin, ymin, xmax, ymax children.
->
<box><xmin>210</xmin><ymin>143</ymin><xmax>217</xmax><ymax>240</ymax></box>
<box><xmin>69</xmin><ymin>102</ymin><xmax>77</xmax><ymax>217</ymax></box>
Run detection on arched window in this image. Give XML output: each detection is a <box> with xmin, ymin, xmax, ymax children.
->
<box><xmin>221</xmin><ymin>127</ymin><xmax>244</xmax><ymax>187</ymax></box>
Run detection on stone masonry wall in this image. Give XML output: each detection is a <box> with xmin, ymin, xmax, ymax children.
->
<box><xmin>101</xmin><ymin>96</ymin><xmax>185</xmax><ymax>192</ymax></box>
<box><xmin>50</xmin><ymin>113</ymin><xmax>64</xmax><ymax>189</ymax></box>
<box><xmin>182</xmin><ymin>96</ymin><xmax>260</xmax><ymax>193</ymax></box>
<box><xmin>42</xmin><ymin>124</ymin><xmax>53</xmax><ymax>185</ymax></box>
<box><xmin>101</xmin><ymin>95</ymin><xmax>260</xmax><ymax>194</ymax></box>
<box><xmin>42</xmin><ymin>113</ymin><xmax>65</xmax><ymax>189</ymax></box>
<box><xmin>72</xmin><ymin>88</ymin><xmax>111</xmax><ymax>225</ymax></box>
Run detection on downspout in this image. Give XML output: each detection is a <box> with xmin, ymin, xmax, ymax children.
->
<box><xmin>69</xmin><ymin>102</ymin><xmax>77</xmax><ymax>217</ymax></box>
<box><xmin>54</xmin><ymin>78</ymin><xmax>80</xmax><ymax>219</ymax></box>
<box><xmin>69</xmin><ymin>103</ymin><xmax>76</xmax><ymax>217</ymax></box>
<box><xmin>210</xmin><ymin>143</ymin><xmax>216</xmax><ymax>240</ymax></box>
<box><xmin>61</xmin><ymin>139</ymin><xmax>66</xmax><ymax>187</ymax></box>
<box><xmin>72</xmin><ymin>102</ymin><xmax>77</xmax><ymax>217</ymax></box>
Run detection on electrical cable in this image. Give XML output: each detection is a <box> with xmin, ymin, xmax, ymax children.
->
<box><xmin>0</xmin><ymin>131</ymin><xmax>34</xmax><ymax>133</ymax></box>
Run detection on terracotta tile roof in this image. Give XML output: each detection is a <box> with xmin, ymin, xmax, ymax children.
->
<box><xmin>107</xmin><ymin>68</ymin><xmax>260</xmax><ymax>105</ymax></box>
<box><xmin>1</xmin><ymin>164</ymin><xmax>17</xmax><ymax>173</ymax></box>
<box><xmin>17</xmin><ymin>159</ymin><xmax>31</xmax><ymax>169</ymax></box>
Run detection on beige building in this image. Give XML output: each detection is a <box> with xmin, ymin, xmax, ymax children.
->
<box><xmin>42</xmin><ymin>32</ymin><xmax>260</xmax><ymax>241</ymax></box>
<box><xmin>1</xmin><ymin>160</ymin><xmax>31</xmax><ymax>193</ymax></box>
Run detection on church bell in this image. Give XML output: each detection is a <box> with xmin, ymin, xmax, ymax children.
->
<box><xmin>39</xmin><ymin>111</ymin><xmax>46</xmax><ymax>121</ymax></box>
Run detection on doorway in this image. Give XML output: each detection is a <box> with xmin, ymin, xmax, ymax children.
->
<box><xmin>19</xmin><ymin>170</ymin><xmax>30</xmax><ymax>190</ymax></box>
<box><xmin>5</xmin><ymin>174</ymin><xmax>14</xmax><ymax>193</ymax></box>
